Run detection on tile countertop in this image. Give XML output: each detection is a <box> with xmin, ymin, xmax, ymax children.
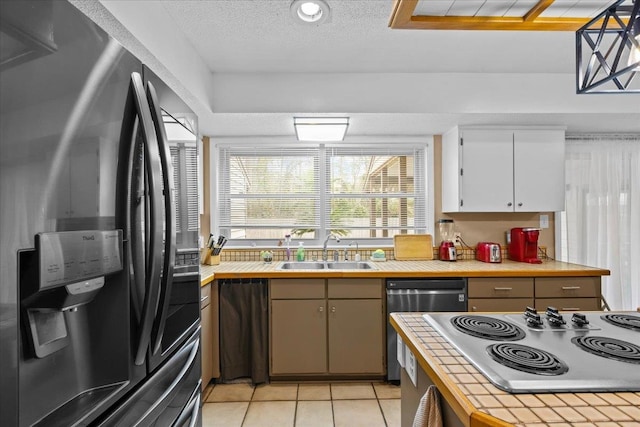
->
<box><xmin>199</xmin><ymin>259</ymin><xmax>609</xmax><ymax>285</ymax></box>
<box><xmin>390</xmin><ymin>313</ymin><xmax>640</xmax><ymax>427</ymax></box>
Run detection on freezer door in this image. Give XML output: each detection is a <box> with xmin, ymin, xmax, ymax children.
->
<box><xmin>96</xmin><ymin>328</ymin><xmax>201</xmax><ymax>427</ymax></box>
<box><xmin>1</xmin><ymin>1</ymin><xmax>143</xmax><ymax>425</ymax></box>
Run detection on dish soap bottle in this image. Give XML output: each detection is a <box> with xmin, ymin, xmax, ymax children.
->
<box><xmin>296</xmin><ymin>242</ymin><xmax>305</xmax><ymax>262</ymax></box>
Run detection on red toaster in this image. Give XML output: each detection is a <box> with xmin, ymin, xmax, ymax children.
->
<box><xmin>476</xmin><ymin>242</ymin><xmax>502</xmax><ymax>263</ymax></box>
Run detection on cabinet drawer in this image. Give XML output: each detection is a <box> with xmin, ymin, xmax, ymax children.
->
<box><xmin>328</xmin><ymin>278</ymin><xmax>382</xmax><ymax>299</ymax></box>
<box><xmin>200</xmin><ymin>284</ymin><xmax>211</xmax><ymax>309</ymax></box>
<box><xmin>535</xmin><ymin>277</ymin><xmax>600</xmax><ymax>298</ymax></box>
<box><xmin>270</xmin><ymin>279</ymin><xmax>325</xmax><ymax>299</ymax></box>
<box><xmin>468</xmin><ymin>278</ymin><xmax>534</xmax><ymax>298</ymax></box>
<box><xmin>535</xmin><ymin>298</ymin><xmax>600</xmax><ymax>312</ymax></box>
<box><xmin>469</xmin><ymin>298</ymin><xmax>534</xmax><ymax>313</ymax></box>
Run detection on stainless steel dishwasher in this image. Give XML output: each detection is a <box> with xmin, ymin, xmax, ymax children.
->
<box><xmin>386</xmin><ymin>278</ymin><xmax>467</xmax><ymax>382</ymax></box>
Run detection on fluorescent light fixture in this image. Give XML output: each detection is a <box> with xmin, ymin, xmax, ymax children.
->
<box><xmin>294</xmin><ymin>117</ymin><xmax>349</xmax><ymax>142</ymax></box>
<box><xmin>290</xmin><ymin>0</ymin><xmax>331</xmax><ymax>25</ymax></box>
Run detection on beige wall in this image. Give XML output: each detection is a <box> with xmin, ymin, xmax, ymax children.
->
<box><xmin>433</xmin><ymin>135</ymin><xmax>556</xmax><ymax>257</ymax></box>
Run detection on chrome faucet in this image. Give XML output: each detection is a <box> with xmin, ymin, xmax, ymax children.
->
<box><xmin>349</xmin><ymin>241</ymin><xmax>360</xmax><ymax>261</ymax></box>
<box><xmin>323</xmin><ymin>234</ymin><xmax>340</xmax><ymax>261</ymax></box>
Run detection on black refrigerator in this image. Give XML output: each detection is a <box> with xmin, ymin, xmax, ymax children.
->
<box><xmin>0</xmin><ymin>1</ymin><xmax>202</xmax><ymax>425</ymax></box>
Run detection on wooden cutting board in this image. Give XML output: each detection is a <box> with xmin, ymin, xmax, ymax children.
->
<box><xmin>393</xmin><ymin>234</ymin><xmax>434</xmax><ymax>260</ymax></box>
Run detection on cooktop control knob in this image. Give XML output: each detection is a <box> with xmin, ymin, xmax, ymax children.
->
<box><xmin>546</xmin><ymin>308</ymin><xmax>566</xmax><ymax>326</ymax></box>
<box><xmin>525</xmin><ymin>312</ymin><xmax>543</xmax><ymax>327</ymax></box>
<box><xmin>525</xmin><ymin>306</ymin><xmax>538</xmax><ymax>316</ymax></box>
<box><xmin>571</xmin><ymin>313</ymin><xmax>589</xmax><ymax>326</ymax></box>
<box><xmin>546</xmin><ymin>306</ymin><xmax>559</xmax><ymax>315</ymax></box>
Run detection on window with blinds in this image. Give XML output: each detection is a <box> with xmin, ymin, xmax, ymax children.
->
<box><xmin>218</xmin><ymin>144</ymin><xmax>427</xmax><ymax>243</ymax></box>
<box><xmin>170</xmin><ymin>143</ymin><xmax>199</xmax><ymax>233</ymax></box>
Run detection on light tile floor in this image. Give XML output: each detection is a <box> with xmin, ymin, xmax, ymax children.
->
<box><xmin>202</xmin><ymin>381</ymin><xmax>401</xmax><ymax>427</ymax></box>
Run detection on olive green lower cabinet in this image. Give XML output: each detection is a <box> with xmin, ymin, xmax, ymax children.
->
<box><xmin>269</xmin><ymin>278</ymin><xmax>385</xmax><ymax>377</ymax></box>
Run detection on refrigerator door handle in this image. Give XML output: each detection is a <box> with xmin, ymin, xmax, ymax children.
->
<box><xmin>140</xmin><ymin>336</ymin><xmax>200</xmax><ymax>423</ymax></box>
<box><xmin>146</xmin><ymin>81</ymin><xmax>176</xmax><ymax>355</ymax></box>
<box><xmin>119</xmin><ymin>72</ymin><xmax>165</xmax><ymax>366</ymax></box>
<box><xmin>172</xmin><ymin>384</ymin><xmax>201</xmax><ymax>427</ymax></box>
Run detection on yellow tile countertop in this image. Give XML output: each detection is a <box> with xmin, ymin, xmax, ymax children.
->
<box><xmin>199</xmin><ymin>259</ymin><xmax>609</xmax><ymax>285</ymax></box>
<box><xmin>390</xmin><ymin>313</ymin><xmax>640</xmax><ymax>427</ymax></box>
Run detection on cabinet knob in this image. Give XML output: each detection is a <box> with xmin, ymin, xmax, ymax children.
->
<box><xmin>331</xmin><ymin>306</ymin><xmax>336</xmax><ymax>313</ymax></box>
<box><xmin>507</xmin><ymin>202</ymin><xmax>512</xmax><ymax>207</ymax></box>
<box><xmin>518</xmin><ymin>202</ymin><xmax>523</xmax><ymax>207</ymax></box>
<box><xmin>319</xmin><ymin>306</ymin><xmax>323</xmax><ymax>312</ymax></box>
<box><xmin>472</xmin><ymin>306</ymin><xmax>477</xmax><ymax>312</ymax></box>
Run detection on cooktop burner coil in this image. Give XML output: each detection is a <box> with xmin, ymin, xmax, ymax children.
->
<box><xmin>487</xmin><ymin>343</ymin><xmax>569</xmax><ymax>376</ymax></box>
<box><xmin>601</xmin><ymin>314</ymin><xmax>640</xmax><ymax>331</ymax></box>
<box><xmin>572</xmin><ymin>336</ymin><xmax>640</xmax><ymax>364</ymax></box>
<box><xmin>451</xmin><ymin>315</ymin><xmax>526</xmax><ymax>341</ymax></box>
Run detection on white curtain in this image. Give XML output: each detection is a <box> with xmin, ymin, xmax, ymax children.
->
<box><xmin>563</xmin><ymin>135</ymin><xmax>640</xmax><ymax>311</ymax></box>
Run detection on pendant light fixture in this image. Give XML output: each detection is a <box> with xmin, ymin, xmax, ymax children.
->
<box><xmin>629</xmin><ymin>14</ymin><xmax>640</xmax><ymax>70</ymax></box>
<box><xmin>576</xmin><ymin>0</ymin><xmax>640</xmax><ymax>93</ymax></box>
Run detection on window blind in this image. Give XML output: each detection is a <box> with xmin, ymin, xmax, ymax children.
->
<box><xmin>218</xmin><ymin>144</ymin><xmax>427</xmax><ymax>241</ymax></box>
<box><xmin>218</xmin><ymin>147</ymin><xmax>320</xmax><ymax>239</ymax></box>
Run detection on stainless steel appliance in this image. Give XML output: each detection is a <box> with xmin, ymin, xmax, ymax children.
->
<box><xmin>423</xmin><ymin>310</ymin><xmax>640</xmax><ymax>393</ymax></box>
<box><xmin>386</xmin><ymin>278</ymin><xmax>467</xmax><ymax>382</ymax></box>
<box><xmin>0</xmin><ymin>1</ymin><xmax>201</xmax><ymax>425</ymax></box>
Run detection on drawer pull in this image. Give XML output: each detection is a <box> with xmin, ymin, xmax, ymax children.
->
<box><xmin>200</xmin><ymin>295</ymin><xmax>209</xmax><ymax>303</ymax></box>
<box><xmin>561</xmin><ymin>286</ymin><xmax>581</xmax><ymax>290</ymax></box>
<box><xmin>561</xmin><ymin>307</ymin><xmax>580</xmax><ymax>311</ymax></box>
<box><xmin>493</xmin><ymin>287</ymin><xmax>513</xmax><ymax>291</ymax></box>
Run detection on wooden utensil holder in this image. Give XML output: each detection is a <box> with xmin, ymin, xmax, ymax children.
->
<box><xmin>201</xmin><ymin>249</ymin><xmax>220</xmax><ymax>265</ymax></box>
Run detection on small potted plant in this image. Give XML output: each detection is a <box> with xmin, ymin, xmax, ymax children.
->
<box><xmin>260</xmin><ymin>250</ymin><xmax>273</xmax><ymax>264</ymax></box>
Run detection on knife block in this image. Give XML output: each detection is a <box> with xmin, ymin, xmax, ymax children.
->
<box><xmin>201</xmin><ymin>249</ymin><xmax>220</xmax><ymax>265</ymax></box>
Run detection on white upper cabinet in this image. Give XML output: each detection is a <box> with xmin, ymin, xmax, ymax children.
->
<box><xmin>442</xmin><ymin>127</ymin><xmax>565</xmax><ymax>213</ymax></box>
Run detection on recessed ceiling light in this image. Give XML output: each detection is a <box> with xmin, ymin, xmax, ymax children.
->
<box><xmin>294</xmin><ymin>117</ymin><xmax>349</xmax><ymax>142</ymax></box>
<box><xmin>290</xmin><ymin>0</ymin><xmax>331</xmax><ymax>25</ymax></box>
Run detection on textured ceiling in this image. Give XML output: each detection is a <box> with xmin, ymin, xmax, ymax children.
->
<box><xmin>160</xmin><ymin>0</ymin><xmax>578</xmax><ymax>74</ymax></box>
<box><xmin>87</xmin><ymin>0</ymin><xmax>640</xmax><ymax>136</ymax></box>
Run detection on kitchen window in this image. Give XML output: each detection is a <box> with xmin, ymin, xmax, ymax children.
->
<box><xmin>170</xmin><ymin>143</ymin><xmax>199</xmax><ymax>246</ymax></box>
<box><xmin>217</xmin><ymin>143</ymin><xmax>430</xmax><ymax>245</ymax></box>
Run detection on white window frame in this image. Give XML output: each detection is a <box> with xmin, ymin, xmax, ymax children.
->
<box><xmin>211</xmin><ymin>137</ymin><xmax>434</xmax><ymax>248</ymax></box>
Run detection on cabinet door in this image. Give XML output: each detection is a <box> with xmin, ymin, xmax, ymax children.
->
<box><xmin>513</xmin><ymin>130</ymin><xmax>565</xmax><ymax>212</ymax></box>
<box><xmin>271</xmin><ymin>300</ymin><xmax>327</xmax><ymax>375</ymax></box>
<box><xmin>328</xmin><ymin>299</ymin><xmax>384</xmax><ymax>374</ymax></box>
<box><xmin>460</xmin><ymin>129</ymin><xmax>514</xmax><ymax>212</ymax></box>
<box><xmin>200</xmin><ymin>303</ymin><xmax>212</xmax><ymax>390</ymax></box>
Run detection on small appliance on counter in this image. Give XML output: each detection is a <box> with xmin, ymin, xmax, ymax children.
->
<box><xmin>508</xmin><ymin>227</ymin><xmax>542</xmax><ymax>264</ymax></box>
<box><xmin>437</xmin><ymin>219</ymin><xmax>457</xmax><ymax>262</ymax></box>
<box><xmin>476</xmin><ymin>242</ymin><xmax>502</xmax><ymax>263</ymax></box>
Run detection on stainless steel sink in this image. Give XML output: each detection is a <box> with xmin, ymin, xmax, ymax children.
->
<box><xmin>277</xmin><ymin>262</ymin><xmax>326</xmax><ymax>270</ymax></box>
<box><xmin>276</xmin><ymin>261</ymin><xmax>376</xmax><ymax>270</ymax></box>
<box><xmin>325</xmin><ymin>261</ymin><xmax>376</xmax><ymax>270</ymax></box>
